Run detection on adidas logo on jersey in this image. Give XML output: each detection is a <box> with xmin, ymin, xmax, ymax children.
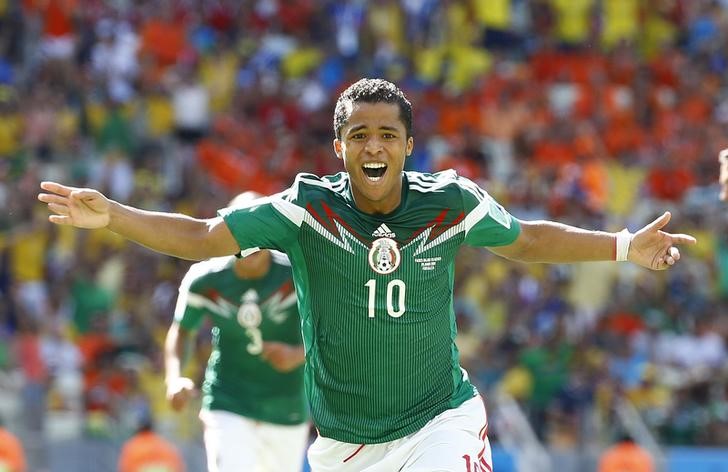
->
<box><xmin>372</xmin><ymin>223</ymin><xmax>396</xmax><ymax>238</ymax></box>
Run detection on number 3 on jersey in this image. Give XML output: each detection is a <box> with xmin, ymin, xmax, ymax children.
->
<box><xmin>246</xmin><ymin>327</ymin><xmax>263</xmax><ymax>355</ymax></box>
<box><xmin>364</xmin><ymin>279</ymin><xmax>406</xmax><ymax>318</ymax></box>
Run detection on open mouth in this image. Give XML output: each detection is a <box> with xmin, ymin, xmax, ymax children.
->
<box><xmin>362</xmin><ymin>162</ymin><xmax>387</xmax><ymax>181</ymax></box>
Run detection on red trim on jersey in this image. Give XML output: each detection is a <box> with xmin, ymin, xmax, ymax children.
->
<box><xmin>259</xmin><ymin>279</ymin><xmax>295</xmax><ymax>304</ymax></box>
<box><xmin>306</xmin><ymin>202</ymin><xmax>368</xmax><ymax>245</ymax></box>
<box><xmin>204</xmin><ymin>288</ymin><xmax>221</xmax><ymax>301</ymax></box>
<box><xmin>434</xmin><ymin>210</ymin><xmax>465</xmax><ymax>240</ymax></box>
<box><xmin>403</xmin><ymin>209</ymin><xmax>465</xmax><ymax>246</ymax></box>
<box><xmin>477</xmin><ymin>420</ymin><xmax>492</xmax><ymax>472</ymax></box>
<box><xmin>461</xmin><ymin>397</ymin><xmax>496</xmax><ymax>471</ymax></box>
<box><xmin>342</xmin><ymin>444</ymin><xmax>365</xmax><ymax>463</ymax></box>
<box><xmin>463</xmin><ymin>453</ymin><xmax>492</xmax><ymax>472</ymax></box>
<box><xmin>463</xmin><ymin>454</ymin><xmax>473</xmax><ymax>471</ymax></box>
<box><xmin>479</xmin><ymin>422</ymin><xmax>488</xmax><ymax>440</ymax></box>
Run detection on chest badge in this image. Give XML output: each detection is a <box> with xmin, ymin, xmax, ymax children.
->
<box><xmin>237</xmin><ymin>289</ymin><xmax>262</xmax><ymax>328</ymax></box>
<box><xmin>368</xmin><ymin>237</ymin><xmax>401</xmax><ymax>274</ymax></box>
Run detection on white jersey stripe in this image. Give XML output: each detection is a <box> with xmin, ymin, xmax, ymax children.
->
<box><xmin>298</xmin><ymin>175</ymin><xmax>349</xmax><ymax>192</ymax></box>
<box><xmin>183</xmin><ymin>292</ymin><xmax>232</xmax><ymax>318</ymax></box>
<box><xmin>301</xmin><ymin>213</ymin><xmax>368</xmax><ymax>254</ymax></box>
<box><xmin>272</xmin><ymin>199</ymin><xmax>305</xmax><ymax>227</ymax></box>
<box><xmin>240</xmin><ymin>247</ymin><xmax>261</xmax><ymax>258</ymax></box>
<box><xmin>409</xmin><ymin>184</ymin><xmax>445</xmax><ymax>193</ymax></box>
<box><xmin>406</xmin><ymin>223</ymin><xmax>467</xmax><ymax>256</ymax></box>
<box><xmin>463</xmin><ymin>198</ymin><xmax>494</xmax><ymax>235</ymax></box>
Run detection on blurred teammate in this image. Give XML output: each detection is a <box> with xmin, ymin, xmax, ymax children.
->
<box><xmin>165</xmin><ymin>192</ymin><xmax>308</xmax><ymax>472</ymax></box>
<box><xmin>117</xmin><ymin>416</ymin><xmax>185</xmax><ymax>472</ymax></box>
<box><xmin>39</xmin><ymin>78</ymin><xmax>696</xmax><ymax>471</ymax></box>
<box><xmin>0</xmin><ymin>423</ymin><xmax>26</xmax><ymax>472</ymax></box>
<box><xmin>719</xmin><ymin>148</ymin><xmax>728</xmax><ymax>201</ymax></box>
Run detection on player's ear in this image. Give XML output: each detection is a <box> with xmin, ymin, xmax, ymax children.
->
<box><xmin>405</xmin><ymin>137</ymin><xmax>413</xmax><ymax>157</ymax></box>
<box><xmin>333</xmin><ymin>139</ymin><xmax>344</xmax><ymax>160</ymax></box>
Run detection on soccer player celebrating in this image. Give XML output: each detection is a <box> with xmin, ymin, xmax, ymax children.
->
<box><xmin>39</xmin><ymin>79</ymin><xmax>696</xmax><ymax>471</ymax></box>
<box><xmin>165</xmin><ymin>192</ymin><xmax>309</xmax><ymax>472</ymax></box>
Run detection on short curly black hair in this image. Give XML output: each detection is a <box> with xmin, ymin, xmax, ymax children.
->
<box><xmin>333</xmin><ymin>78</ymin><xmax>413</xmax><ymax>140</ymax></box>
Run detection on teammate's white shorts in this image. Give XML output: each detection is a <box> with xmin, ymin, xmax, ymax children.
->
<box><xmin>307</xmin><ymin>395</ymin><xmax>492</xmax><ymax>472</ymax></box>
<box><xmin>199</xmin><ymin>409</ymin><xmax>310</xmax><ymax>472</ymax></box>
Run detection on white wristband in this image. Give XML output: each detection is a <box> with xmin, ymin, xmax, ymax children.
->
<box><xmin>615</xmin><ymin>228</ymin><xmax>632</xmax><ymax>262</ymax></box>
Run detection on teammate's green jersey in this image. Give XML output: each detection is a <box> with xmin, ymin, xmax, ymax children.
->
<box><xmin>220</xmin><ymin>170</ymin><xmax>521</xmax><ymax>443</ymax></box>
<box><xmin>174</xmin><ymin>253</ymin><xmax>307</xmax><ymax>425</ymax></box>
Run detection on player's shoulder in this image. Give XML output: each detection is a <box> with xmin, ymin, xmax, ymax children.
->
<box><xmin>406</xmin><ymin>169</ymin><xmax>456</xmax><ymax>186</ymax></box>
<box><xmin>282</xmin><ymin>172</ymin><xmax>349</xmax><ymax>204</ymax></box>
<box><xmin>183</xmin><ymin>256</ymin><xmax>234</xmax><ymax>285</ymax></box>
<box><xmin>406</xmin><ymin>169</ymin><xmax>485</xmax><ymax>197</ymax></box>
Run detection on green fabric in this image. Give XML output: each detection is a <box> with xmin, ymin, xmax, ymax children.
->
<box><xmin>520</xmin><ymin>342</ymin><xmax>574</xmax><ymax>409</ymax></box>
<box><xmin>71</xmin><ymin>278</ymin><xmax>114</xmax><ymax>334</ymax></box>
<box><xmin>176</xmin><ymin>255</ymin><xmax>307</xmax><ymax>425</ymax></box>
<box><xmin>220</xmin><ymin>170</ymin><xmax>521</xmax><ymax>443</ymax></box>
<box><xmin>96</xmin><ymin>108</ymin><xmax>134</xmax><ymax>155</ymax></box>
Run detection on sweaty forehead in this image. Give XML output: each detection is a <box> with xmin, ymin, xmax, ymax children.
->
<box><xmin>343</xmin><ymin>102</ymin><xmax>405</xmax><ymax>132</ymax></box>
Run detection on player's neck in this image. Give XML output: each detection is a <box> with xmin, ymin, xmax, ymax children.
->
<box><xmin>233</xmin><ymin>252</ymin><xmax>272</xmax><ymax>279</ymax></box>
<box><xmin>350</xmin><ymin>175</ymin><xmax>405</xmax><ymax>215</ymax></box>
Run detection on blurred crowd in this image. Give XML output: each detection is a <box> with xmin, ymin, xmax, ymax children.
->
<box><xmin>1</xmin><ymin>0</ymin><xmax>728</xmax><ymax>468</ymax></box>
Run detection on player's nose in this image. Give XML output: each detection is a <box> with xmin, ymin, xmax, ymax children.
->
<box><xmin>364</xmin><ymin>136</ymin><xmax>384</xmax><ymax>155</ymax></box>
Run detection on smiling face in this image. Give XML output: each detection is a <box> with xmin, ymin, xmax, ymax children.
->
<box><xmin>334</xmin><ymin>102</ymin><xmax>414</xmax><ymax>214</ymax></box>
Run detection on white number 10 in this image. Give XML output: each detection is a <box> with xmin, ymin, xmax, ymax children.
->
<box><xmin>365</xmin><ymin>279</ymin><xmax>406</xmax><ymax>318</ymax></box>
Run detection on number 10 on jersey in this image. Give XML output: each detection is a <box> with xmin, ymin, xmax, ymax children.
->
<box><xmin>364</xmin><ymin>279</ymin><xmax>406</xmax><ymax>318</ymax></box>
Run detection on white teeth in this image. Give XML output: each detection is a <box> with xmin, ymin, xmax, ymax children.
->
<box><xmin>367</xmin><ymin>176</ymin><xmax>383</xmax><ymax>182</ymax></box>
<box><xmin>363</xmin><ymin>162</ymin><xmax>386</xmax><ymax>169</ymax></box>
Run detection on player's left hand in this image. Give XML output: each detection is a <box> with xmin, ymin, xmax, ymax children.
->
<box><xmin>261</xmin><ymin>342</ymin><xmax>305</xmax><ymax>372</ymax></box>
<box><xmin>628</xmin><ymin>212</ymin><xmax>697</xmax><ymax>270</ymax></box>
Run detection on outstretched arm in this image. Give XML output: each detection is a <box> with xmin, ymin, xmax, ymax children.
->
<box><xmin>164</xmin><ymin>322</ymin><xmax>197</xmax><ymax>411</ymax></box>
<box><xmin>38</xmin><ymin>181</ymin><xmax>239</xmax><ymax>260</ymax></box>
<box><xmin>491</xmin><ymin>211</ymin><xmax>696</xmax><ymax>270</ymax></box>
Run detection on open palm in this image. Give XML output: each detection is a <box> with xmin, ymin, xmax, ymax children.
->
<box><xmin>38</xmin><ymin>181</ymin><xmax>111</xmax><ymax>229</ymax></box>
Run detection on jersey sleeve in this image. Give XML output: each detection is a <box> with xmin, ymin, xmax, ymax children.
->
<box><xmin>173</xmin><ymin>265</ymin><xmax>207</xmax><ymax>331</ymax></box>
<box><xmin>218</xmin><ymin>184</ymin><xmax>304</xmax><ymax>254</ymax></box>
<box><xmin>457</xmin><ymin>176</ymin><xmax>521</xmax><ymax>247</ymax></box>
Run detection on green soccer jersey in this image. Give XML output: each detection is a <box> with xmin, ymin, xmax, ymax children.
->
<box><xmin>219</xmin><ymin>170</ymin><xmax>521</xmax><ymax>443</ymax></box>
<box><xmin>174</xmin><ymin>253</ymin><xmax>307</xmax><ymax>425</ymax></box>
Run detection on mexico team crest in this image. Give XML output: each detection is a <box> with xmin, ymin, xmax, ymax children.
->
<box><xmin>368</xmin><ymin>237</ymin><xmax>401</xmax><ymax>274</ymax></box>
<box><xmin>237</xmin><ymin>289</ymin><xmax>262</xmax><ymax>328</ymax></box>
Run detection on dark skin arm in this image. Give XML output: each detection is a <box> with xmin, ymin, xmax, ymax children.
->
<box><xmin>491</xmin><ymin>213</ymin><xmax>695</xmax><ymax>270</ymax></box>
<box><xmin>38</xmin><ymin>182</ymin><xmax>240</xmax><ymax>260</ymax></box>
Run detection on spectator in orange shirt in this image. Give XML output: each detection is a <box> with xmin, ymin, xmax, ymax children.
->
<box><xmin>0</xmin><ymin>423</ymin><xmax>26</xmax><ymax>472</ymax></box>
<box><xmin>118</xmin><ymin>417</ymin><xmax>185</xmax><ymax>472</ymax></box>
<box><xmin>598</xmin><ymin>432</ymin><xmax>654</xmax><ymax>472</ymax></box>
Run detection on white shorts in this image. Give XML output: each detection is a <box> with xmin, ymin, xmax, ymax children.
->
<box><xmin>308</xmin><ymin>395</ymin><xmax>492</xmax><ymax>472</ymax></box>
<box><xmin>199</xmin><ymin>409</ymin><xmax>310</xmax><ymax>472</ymax></box>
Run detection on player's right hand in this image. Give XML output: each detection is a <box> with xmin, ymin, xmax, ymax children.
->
<box><xmin>165</xmin><ymin>377</ymin><xmax>197</xmax><ymax>411</ymax></box>
<box><xmin>37</xmin><ymin>181</ymin><xmax>111</xmax><ymax>229</ymax></box>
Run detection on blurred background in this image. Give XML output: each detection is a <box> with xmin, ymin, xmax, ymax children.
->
<box><xmin>1</xmin><ymin>0</ymin><xmax>727</xmax><ymax>471</ymax></box>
